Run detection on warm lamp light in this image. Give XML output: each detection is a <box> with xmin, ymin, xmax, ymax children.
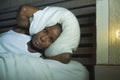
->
<box><xmin>116</xmin><ymin>30</ymin><xmax>120</xmax><ymax>39</ymax></box>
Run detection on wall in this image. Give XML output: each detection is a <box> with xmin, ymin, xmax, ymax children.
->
<box><xmin>95</xmin><ymin>66</ymin><xmax>120</xmax><ymax>80</ymax></box>
<box><xmin>97</xmin><ymin>0</ymin><xmax>120</xmax><ymax>65</ymax></box>
<box><xmin>109</xmin><ymin>0</ymin><xmax>120</xmax><ymax>64</ymax></box>
<box><xmin>96</xmin><ymin>0</ymin><xmax>109</xmax><ymax>64</ymax></box>
<box><xmin>96</xmin><ymin>0</ymin><xmax>120</xmax><ymax>80</ymax></box>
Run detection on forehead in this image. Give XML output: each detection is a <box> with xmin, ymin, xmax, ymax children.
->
<box><xmin>47</xmin><ymin>25</ymin><xmax>61</xmax><ymax>40</ymax></box>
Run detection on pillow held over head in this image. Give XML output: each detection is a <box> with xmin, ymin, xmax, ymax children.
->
<box><xmin>29</xmin><ymin>6</ymin><xmax>80</xmax><ymax>57</ymax></box>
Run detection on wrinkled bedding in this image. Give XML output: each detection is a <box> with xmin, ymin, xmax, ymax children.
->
<box><xmin>0</xmin><ymin>53</ymin><xmax>89</xmax><ymax>80</ymax></box>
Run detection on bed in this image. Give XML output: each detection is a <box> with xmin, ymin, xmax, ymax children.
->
<box><xmin>0</xmin><ymin>0</ymin><xmax>96</xmax><ymax>80</ymax></box>
<box><xmin>0</xmin><ymin>52</ymin><xmax>88</xmax><ymax>80</ymax></box>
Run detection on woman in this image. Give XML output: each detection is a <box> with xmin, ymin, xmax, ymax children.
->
<box><xmin>0</xmin><ymin>4</ymin><xmax>71</xmax><ymax>63</ymax></box>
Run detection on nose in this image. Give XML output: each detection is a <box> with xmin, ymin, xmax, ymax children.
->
<box><xmin>40</xmin><ymin>35</ymin><xmax>49</xmax><ymax>42</ymax></box>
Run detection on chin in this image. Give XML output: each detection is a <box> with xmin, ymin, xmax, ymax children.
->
<box><xmin>33</xmin><ymin>44</ymin><xmax>42</xmax><ymax>50</ymax></box>
<box><xmin>30</xmin><ymin>40</ymin><xmax>41</xmax><ymax>51</ymax></box>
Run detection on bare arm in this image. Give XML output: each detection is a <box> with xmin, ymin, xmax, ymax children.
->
<box><xmin>17</xmin><ymin>4</ymin><xmax>39</xmax><ymax>28</ymax></box>
<box><xmin>42</xmin><ymin>53</ymin><xmax>72</xmax><ymax>64</ymax></box>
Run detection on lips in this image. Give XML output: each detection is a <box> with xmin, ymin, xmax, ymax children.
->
<box><xmin>32</xmin><ymin>38</ymin><xmax>41</xmax><ymax>48</ymax></box>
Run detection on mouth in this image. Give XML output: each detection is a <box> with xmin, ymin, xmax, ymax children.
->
<box><xmin>32</xmin><ymin>38</ymin><xmax>42</xmax><ymax>49</ymax></box>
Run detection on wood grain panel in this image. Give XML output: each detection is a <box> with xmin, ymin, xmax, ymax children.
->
<box><xmin>39</xmin><ymin>0</ymin><xmax>96</xmax><ymax>9</ymax></box>
<box><xmin>72</xmin><ymin>57</ymin><xmax>93</xmax><ymax>65</ymax></box>
<box><xmin>71</xmin><ymin>6</ymin><xmax>96</xmax><ymax>17</ymax></box>
<box><xmin>0</xmin><ymin>12</ymin><xmax>17</xmax><ymax>21</ymax></box>
<box><xmin>0</xmin><ymin>20</ymin><xmax>16</xmax><ymax>28</ymax></box>
<box><xmin>0</xmin><ymin>0</ymin><xmax>65</xmax><ymax>14</ymax></box>
<box><xmin>74</xmin><ymin>47</ymin><xmax>96</xmax><ymax>54</ymax></box>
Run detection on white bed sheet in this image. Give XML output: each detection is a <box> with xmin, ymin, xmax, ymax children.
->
<box><xmin>0</xmin><ymin>53</ymin><xmax>89</xmax><ymax>80</ymax></box>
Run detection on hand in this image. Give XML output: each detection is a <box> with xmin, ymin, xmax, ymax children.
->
<box><xmin>17</xmin><ymin>4</ymin><xmax>39</xmax><ymax>29</ymax></box>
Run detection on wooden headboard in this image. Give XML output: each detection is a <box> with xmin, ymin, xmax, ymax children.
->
<box><xmin>0</xmin><ymin>0</ymin><xmax>96</xmax><ymax>80</ymax></box>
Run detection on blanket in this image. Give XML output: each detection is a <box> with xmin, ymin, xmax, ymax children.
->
<box><xmin>0</xmin><ymin>53</ymin><xmax>53</xmax><ymax>80</ymax></box>
<box><xmin>0</xmin><ymin>53</ymin><xmax>89</xmax><ymax>80</ymax></box>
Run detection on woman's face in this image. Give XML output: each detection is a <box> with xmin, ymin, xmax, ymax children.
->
<box><xmin>31</xmin><ymin>24</ymin><xmax>62</xmax><ymax>50</ymax></box>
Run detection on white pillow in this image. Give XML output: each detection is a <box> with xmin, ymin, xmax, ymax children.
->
<box><xmin>45</xmin><ymin>8</ymin><xmax>80</xmax><ymax>57</ymax></box>
<box><xmin>29</xmin><ymin>6</ymin><xmax>80</xmax><ymax>57</ymax></box>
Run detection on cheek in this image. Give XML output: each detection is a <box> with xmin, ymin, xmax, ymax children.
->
<box><xmin>42</xmin><ymin>42</ymin><xmax>51</xmax><ymax>49</ymax></box>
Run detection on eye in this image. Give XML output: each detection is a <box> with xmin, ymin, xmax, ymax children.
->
<box><xmin>43</xmin><ymin>28</ymin><xmax>48</xmax><ymax>35</ymax></box>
